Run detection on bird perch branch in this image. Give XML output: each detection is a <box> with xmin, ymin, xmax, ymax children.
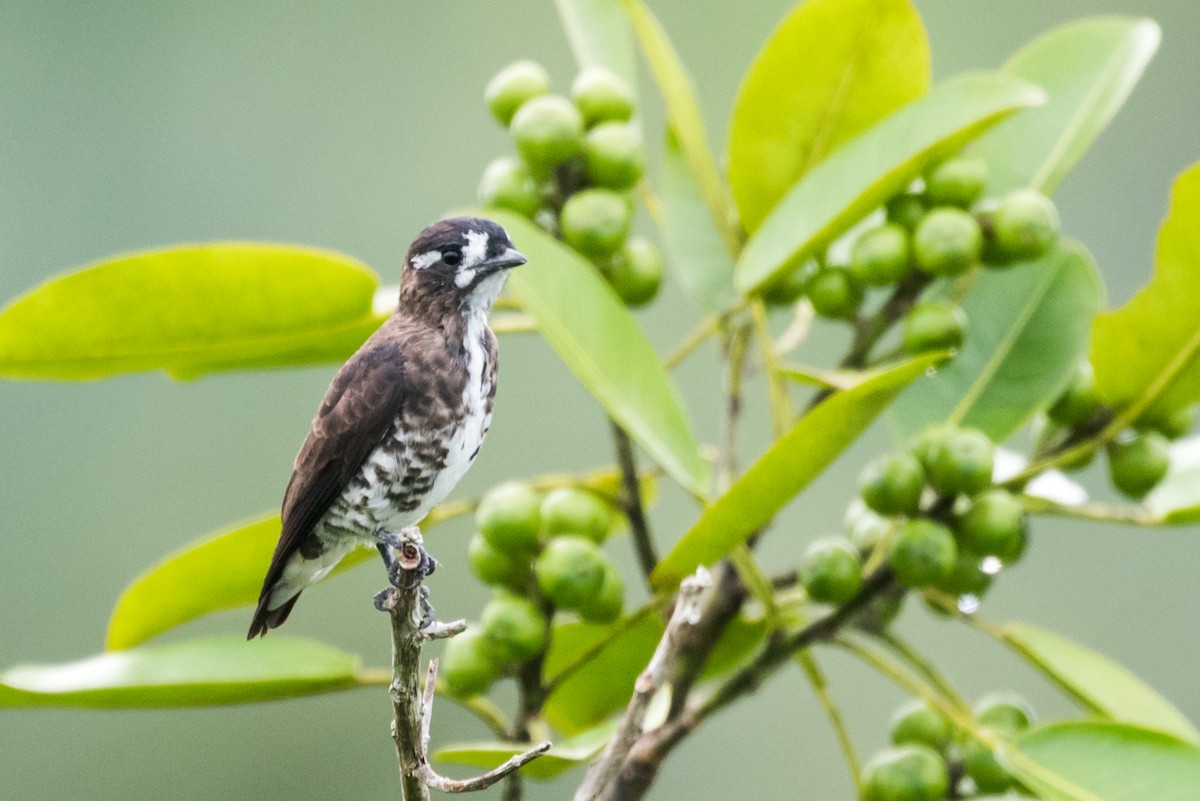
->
<box><xmin>377</xmin><ymin>528</ymin><xmax>551</xmax><ymax>800</ymax></box>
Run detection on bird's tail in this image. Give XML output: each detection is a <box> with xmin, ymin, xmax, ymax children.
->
<box><xmin>246</xmin><ymin>590</ymin><xmax>301</xmax><ymax>639</ymax></box>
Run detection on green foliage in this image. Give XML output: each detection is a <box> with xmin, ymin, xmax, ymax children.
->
<box><xmin>1000</xmin><ymin>622</ymin><xmax>1200</xmax><ymax>743</ymax></box>
<box><xmin>1015</xmin><ymin>722</ymin><xmax>1200</xmax><ymax>801</ymax></box>
<box><xmin>0</xmin><ymin>636</ymin><xmax>363</xmax><ymax>708</ymax></box>
<box><xmin>0</xmin><ymin>244</ymin><xmax>383</xmax><ymax>380</ymax></box>
<box><xmin>485</xmin><ymin>210</ymin><xmax>710</xmax><ymax>497</ymax></box>
<box><xmin>6</xmin><ymin>2</ymin><xmax>1200</xmax><ymax>799</ymax></box>
<box><xmin>736</xmin><ymin>73</ymin><xmax>1045</xmax><ymax>294</ymax></box>
<box><xmin>972</xmin><ymin>17</ymin><xmax>1161</xmax><ymax>196</ymax></box>
<box><xmin>894</xmin><ymin>242</ymin><xmax>1103</xmax><ymax>441</ymax></box>
<box><xmin>652</xmin><ymin>354</ymin><xmax>940</xmax><ymax>588</ymax></box>
<box><xmin>727</xmin><ymin>0</ymin><xmax>930</xmax><ymax>233</ymax></box>
<box><xmin>1092</xmin><ymin>163</ymin><xmax>1200</xmax><ymax>424</ymax></box>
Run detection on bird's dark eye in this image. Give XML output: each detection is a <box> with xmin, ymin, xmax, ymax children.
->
<box><xmin>442</xmin><ymin>248</ymin><xmax>463</xmax><ymax>267</ymax></box>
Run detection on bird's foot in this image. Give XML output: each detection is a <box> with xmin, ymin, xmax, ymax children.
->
<box><xmin>417</xmin><ymin>585</ymin><xmax>435</xmax><ymax>630</ymax></box>
<box><xmin>375</xmin><ymin>528</ymin><xmax>437</xmax><ymax>588</ymax></box>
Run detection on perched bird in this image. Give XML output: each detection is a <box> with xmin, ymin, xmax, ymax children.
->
<box><xmin>248</xmin><ymin>217</ymin><xmax>526</xmax><ymax>638</ymax></box>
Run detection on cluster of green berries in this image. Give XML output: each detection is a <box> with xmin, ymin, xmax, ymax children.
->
<box><xmin>765</xmin><ymin>154</ymin><xmax>1062</xmax><ymax>358</ymax></box>
<box><xmin>801</xmin><ymin>424</ymin><xmax>1026</xmax><ymax>612</ymax></box>
<box><xmin>441</xmin><ymin>482</ymin><xmax>624</xmax><ymax>698</ymax></box>
<box><xmin>1039</xmin><ymin>361</ymin><xmax>1188</xmax><ymax>499</ymax></box>
<box><xmin>478</xmin><ymin>60</ymin><xmax>664</xmax><ymax>306</ymax></box>
<box><xmin>862</xmin><ymin>693</ymin><xmax>1034</xmax><ymax>800</ymax></box>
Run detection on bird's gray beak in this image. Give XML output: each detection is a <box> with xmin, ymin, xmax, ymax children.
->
<box><xmin>481</xmin><ymin>247</ymin><xmax>527</xmax><ymax>273</ymax></box>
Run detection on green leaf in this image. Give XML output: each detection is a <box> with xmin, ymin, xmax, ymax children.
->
<box><xmin>892</xmin><ymin>241</ymin><xmax>1103</xmax><ymax>442</ymax></box>
<box><xmin>1001</xmin><ymin>622</ymin><xmax>1199</xmax><ymax>744</ymax></box>
<box><xmin>658</xmin><ymin>128</ymin><xmax>737</xmax><ymax>314</ymax></box>
<box><xmin>972</xmin><ymin>17</ymin><xmax>1160</xmax><ymax>196</ymax></box>
<box><xmin>486</xmin><ymin>210</ymin><xmax>710</xmax><ymax>498</ymax></box>
<box><xmin>543</xmin><ymin>613</ymin><xmax>663</xmax><ymax>734</ymax></box>
<box><xmin>1146</xmin><ymin>437</ymin><xmax>1200</xmax><ymax>524</ymax></box>
<box><xmin>1092</xmin><ymin>162</ymin><xmax>1200</xmax><ymax>424</ymax></box>
<box><xmin>735</xmin><ymin>73</ymin><xmax>1045</xmax><ymax>295</ymax></box>
<box><xmin>0</xmin><ymin>243</ymin><xmax>383</xmax><ymax>380</ymax></box>
<box><xmin>651</xmin><ymin>354</ymin><xmax>941</xmax><ymax>588</ymax></box>
<box><xmin>1015</xmin><ymin>722</ymin><xmax>1200</xmax><ymax>801</ymax></box>
<box><xmin>620</xmin><ymin>0</ymin><xmax>739</xmax><ymax>254</ymax></box>
<box><xmin>728</xmin><ymin>0</ymin><xmax>930</xmax><ymax>233</ymax></box>
<box><xmin>554</xmin><ymin>0</ymin><xmax>637</xmax><ymax>93</ymax></box>
<box><xmin>0</xmin><ymin>636</ymin><xmax>363</xmax><ymax>708</ymax></box>
<box><xmin>436</xmin><ymin>722</ymin><xmax>616</xmax><ymax>780</ymax></box>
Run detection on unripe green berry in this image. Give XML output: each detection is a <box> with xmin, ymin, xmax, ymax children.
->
<box><xmin>477</xmin><ymin>482</ymin><xmax>543</xmax><ymax>552</ymax></box>
<box><xmin>478</xmin><ymin>157</ymin><xmax>542</xmax><ymax>219</ymax></box>
<box><xmin>807</xmin><ymin>266</ymin><xmax>863</xmax><ymax>320</ymax></box>
<box><xmin>886</xmin><ymin>192</ymin><xmax>928</xmax><ymax>231</ymax></box>
<box><xmin>535</xmin><ymin>535</ymin><xmax>606</xmax><ymax>609</ymax></box>
<box><xmin>957</xmin><ymin>488</ymin><xmax>1025</xmax><ymax>556</ymax></box>
<box><xmin>850</xmin><ymin>223</ymin><xmax>911</xmax><ymax>286</ymax></box>
<box><xmin>935</xmin><ymin>552</ymin><xmax>993</xmax><ymax>597</ymax></box>
<box><xmin>913</xmin><ymin>207</ymin><xmax>983</xmax><ymax>277</ymax></box>
<box><xmin>909</xmin><ymin>424</ymin><xmax>954</xmax><ymax>468</ymax></box>
<box><xmin>605</xmin><ymin>237</ymin><xmax>664</xmax><ymax>307</ymax></box>
<box><xmin>975</xmin><ymin>692</ymin><xmax>1035</xmax><ymax>733</ymax></box>
<box><xmin>760</xmin><ymin>261</ymin><xmax>814</xmax><ymax>306</ymax></box>
<box><xmin>861</xmin><ymin>744</ymin><xmax>949</xmax><ymax>801</ymax></box>
<box><xmin>559</xmin><ymin>188</ymin><xmax>632</xmax><ymax>259</ymax></box>
<box><xmin>510</xmin><ymin>94</ymin><xmax>585</xmax><ymax>171</ymax></box>
<box><xmin>890</xmin><ymin>519</ymin><xmax>957</xmax><ymax>588</ymax></box>
<box><xmin>1136</xmin><ymin>405</ymin><xmax>1196</xmax><ymax>440</ymax></box>
<box><xmin>485</xmin><ymin>60</ymin><xmax>551</xmax><ymax>126</ymax></box>
<box><xmin>992</xmin><ymin>188</ymin><xmax>1060</xmax><ymax>262</ymax></box>
<box><xmin>846</xmin><ymin>505</ymin><xmax>893</xmax><ymax>553</ymax></box>
<box><xmin>467</xmin><ymin>534</ymin><xmax>532</xmax><ymax>589</ymax></box>
<box><xmin>925</xmin><ymin>427</ymin><xmax>995</xmax><ymax>497</ymax></box>
<box><xmin>902</xmin><ymin>301</ymin><xmax>966</xmax><ymax>355</ymax></box>
<box><xmin>1107</xmin><ymin>431</ymin><xmax>1171</xmax><ymax>499</ymax></box>
<box><xmin>961</xmin><ymin>732</ymin><xmax>1014</xmax><ymax>794</ymax></box>
<box><xmin>541</xmin><ymin>487</ymin><xmax>613</xmax><ymax>543</ymax></box>
<box><xmin>570</xmin><ymin>67</ymin><xmax>635</xmax><ymax>127</ymax></box>
<box><xmin>441</xmin><ymin>629</ymin><xmax>504</xmax><ymax>698</ymax></box>
<box><xmin>800</xmin><ymin>537</ymin><xmax>864</xmax><ymax>604</ymax></box>
<box><xmin>859</xmin><ymin>452</ymin><xmax>925</xmax><ymax>516</ymax></box>
<box><xmin>924</xmin><ymin>155</ymin><xmax>988</xmax><ymax>208</ymax></box>
<box><xmin>1048</xmin><ymin>363</ymin><xmax>1100</xmax><ymax>426</ymax></box>
<box><xmin>890</xmin><ymin>699</ymin><xmax>953</xmax><ymax>750</ymax></box>
<box><xmin>480</xmin><ymin>592</ymin><xmax>548</xmax><ymax>662</ymax></box>
<box><xmin>577</xmin><ymin>562</ymin><xmax>625</xmax><ymax>623</ymax></box>
<box><xmin>584</xmin><ymin>122</ymin><xmax>645</xmax><ymax>190</ymax></box>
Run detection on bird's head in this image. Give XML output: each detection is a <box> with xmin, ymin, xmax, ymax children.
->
<box><xmin>400</xmin><ymin>216</ymin><xmax>526</xmax><ymax>317</ymax></box>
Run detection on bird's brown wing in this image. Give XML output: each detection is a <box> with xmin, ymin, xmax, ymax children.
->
<box><xmin>248</xmin><ymin>333</ymin><xmax>414</xmax><ymax>636</ymax></box>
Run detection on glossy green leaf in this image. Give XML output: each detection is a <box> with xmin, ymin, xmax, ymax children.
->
<box><xmin>652</xmin><ymin>354</ymin><xmax>941</xmax><ymax>588</ymax></box>
<box><xmin>554</xmin><ymin>0</ymin><xmax>637</xmax><ymax>93</ymax></box>
<box><xmin>1001</xmin><ymin>622</ymin><xmax>1199</xmax><ymax>744</ymax></box>
<box><xmin>486</xmin><ymin>210</ymin><xmax>710</xmax><ymax>498</ymax></box>
<box><xmin>1015</xmin><ymin>722</ymin><xmax>1200</xmax><ymax>801</ymax></box>
<box><xmin>1146</xmin><ymin>437</ymin><xmax>1200</xmax><ymax>524</ymax></box>
<box><xmin>892</xmin><ymin>241</ymin><xmax>1103</xmax><ymax>442</ymax></box>
<box><xmin>620</xmin><ymin>0</ymin><xmax>739</xmax><ymax>254</ymax></box>
<box><xmin>543</xmin><ymin>613</ymin><xmax>663</xmax><ymax>734</ymax></box>
<box><xmin>735</xmin><ymin>73</ymin><xmax>1045</xmax><ymax>295</ymax></box>
<box><xmin>728</xmin><ymin>0</ymin><xmax>930</xmax><ymax>233</ymax></box>
<box><xmin>0</xmin><ymin>636</ymin><xmax>362</xmax><ymax>708</ymax></box>
<box><xmin>973</xmin><ymin>17</ymin><xmax>1160</xmax><ymax>195</ymax></box>
<box><xmin>436</xmin><ymin>722</ymin><xmax>616</xmax><ymax>780</ymax></box>
<box><xmin>1093</xmin><ymin>162</ymin><xmax>1200</xmax><ymax>424</ymax></box>
<box><xmin>658</xmin><ymin>128</ymin><xmax>737</xmax><ymax>314</ymax></box>
<box><xmin>0</xmin><ymin>243</ymin><xmax>384</xmax><ymax>380</ymax></box>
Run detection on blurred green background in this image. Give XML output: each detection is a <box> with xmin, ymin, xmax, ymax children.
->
<box><xmin>2</xmin><ymin>1</ymin><xmax>1198</xmax><ymax>799</ymax></box>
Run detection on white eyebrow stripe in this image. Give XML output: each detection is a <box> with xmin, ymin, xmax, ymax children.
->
<box><xmin>411</xmin><ymin>250</ymin><xmax>441</xmax><ymax>270</ymax></box>
<box><xmin>463</xmin><ymin>230</ymin><xmax>489</xmax><ymax>267</ymax></box>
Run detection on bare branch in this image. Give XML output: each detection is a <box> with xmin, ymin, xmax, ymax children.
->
<box><xmin>610</xmin><ymin>420</ymin><xmax>659</xmax><ymax>584</ymax></box>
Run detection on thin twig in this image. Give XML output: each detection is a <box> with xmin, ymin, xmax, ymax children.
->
<box><xmin>794</xmin><ymin>652</ymin><xmax>862</xmax><ymax>795</ymax></box>
<box><xmin>572</xmin><ymin>569</ymin><xmax>713</xmax><ymax>801</ymax></box>
<box><xmin>664</xmin><ymin>314</ymin><xmax>722</xmax><ymax>370</ymax></box>
<box><xmin>611</xmin><ymin>420</ymin><xmax>659</xmax><ymax>584</ymax></box>
<box><xmin>379</xmin><ymin>528</ymin><xmax>549</xmax><ymax>799</ymax></box>
<box><xmin>876</xmin><ymin>630</ymin><xmax>970</xmax><ymax>714</ymax></box>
